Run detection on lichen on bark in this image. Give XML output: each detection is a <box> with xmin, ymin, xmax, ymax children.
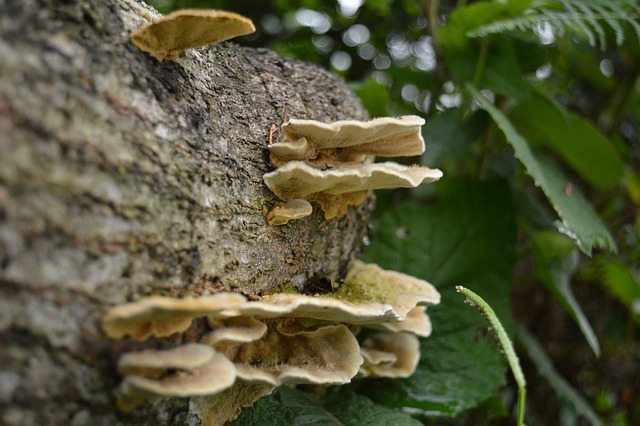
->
<box><xmin>0</xmin><ymin>0</ymin><xmax>372</xmax><ymax>424</ymax></box>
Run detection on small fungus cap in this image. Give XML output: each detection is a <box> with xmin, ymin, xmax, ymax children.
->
<box><xmin>131</xmin><ymin>9</ymin><xmax>256</xmax><ymax>61</ymax></box>
<box><xmin>118</xmin><ymin>343</ymin><xmax>215</xmax><ymax>376</ymax></box>
<box><xmin>266</xmin><ymin>199</ymin><xmax>313</xmax><ymax>226</ymax></box>
<box><xmin>202</xmin><ymin>316</ymin><xmax>268</xmax><ymax>345</ymax></box>
<box><xmin>359</xmin><ymin>332</ymin><xmax>421</xmax><ymax>378</ymax></box>
<box><xmin>279</xmin><ymin>116</ymin><xmax>426</xmax><ymax>157</ymax></box>
<box><xmin>119</xmin><ymin>351</ymin><xmax>237</xmax><ymax>398</ymax></box>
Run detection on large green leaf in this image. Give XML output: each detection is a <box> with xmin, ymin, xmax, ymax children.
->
<box><xmin>355</xmin><ymin>179</ymin><xmax>516</xmax><ymax>417</ymax></box>
<box><xmin>446</xmin><ymin>37</ymin><xmax>531</xmax><ymax>103</ymax></box>
<box><xmin>530</xmin><ymin>230</ymin><xmax>600</xmax><ymax>356</ymax></box>
<box><xmin>469</xmin><ymin>85</ymin><xmax>616</xmax><ymax>255</ymax></box>
<box><xmin>231</xmin><ymin>386</ymin><xmax>421</xmax><ymax>426</ymax></box>
<box><xmin>510</xmin><ymin>99</ymin><xmax>624</xmax><ymax>190</ymax></box>
<box><xmin>421</xmin><ymin>109</ymin><xmax>489</xmax><ymax>167</ymax></box>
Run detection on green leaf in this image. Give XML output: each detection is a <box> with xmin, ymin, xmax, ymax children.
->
<box><xmin>350</xmin><ymin>79</ymin><xmax>391</xmax><ymax>118</ymax></box>
<box><xmin>421</xmin><ymin>109</ymin><xmax>489</xmax><ymax>167</ymax></box>
<box><xmin>364</xmin><ymin>0</ymin><xmax>393</xmax><ymax>16</ymax></box>
<box><xmin>510</xmin><ymin>99</ymin><xmax>624</xmax><ymax>190</ymax></box>
<box><xmin>595</xmin><ymin>256</ymin><xmax>640</xmax><ymax>324</ymax></box>
<box><xmin>446</xmin><ymin>37</ymin><xmax>531</xmax><ymax>103</ymax></box>
<box><xmin>530</xmin><ymin>230</ymin><xmax>601</xmax><ymax>356</ymax></box>
<box><xmin>322</xmin><ymin>388</ymin><xmax>422</xmax><ymax>426</ymax></box>
<box><xmin>231</xmin><ymin>386</ymin><xmax>421</xmax><ymax>426</ymax></box>
<box><xmin>231</xmin><ymin>386</ymin><xmax>338</xmax><ymax>426</ymax></box>
<box><xmin>468</xmin><ymin>84</ymin><xmax>617</xmax><ymax>255</ymax></box>
<box><xmin>357</xmin><ymin>179</ymin><xmax>517</xmax><ymax>417</ymax></box>
<box><xmin>440</xmin><ymin>1</ymin><xmax>533</xmax><ymax>51</ymax></box>
<box><xmin>517</xmin><ymin>326</ymin><xmax>604</xmax><ymax>426</ymax></box>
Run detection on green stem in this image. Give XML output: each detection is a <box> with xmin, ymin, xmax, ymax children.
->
<box><xmin>456</xmin><ymin>286</ymin><xmax>527</xmax><ymax>426</ymax></box>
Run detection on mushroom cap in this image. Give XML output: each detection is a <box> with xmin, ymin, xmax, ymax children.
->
<box><xmin>212</xmin><ymin>323</ymin><xmax>363</xmax><ymax>386</ymax></box>
<box><xmin>375</xmin><ymin>306</ymin><xmax>433</xmax><ymax>337</ymax></box>
<box><xmin>119</xmin><ymin>351</ymin><xmax>237</xmax><ymax>398</ymax></box>
<box><xmin>130</xmin><ymin>9</ymin><xmax>256</xmax><ymax>61</ymax></box>
<box><xmin>342</xmin><ymin>260</ymin><xmax>441</xmax><ymax>320</ymax></box>
<box><xmin>359</xmin><ymin>332</ymin><xmax>421</xmax><ymax>378</ymax></box>
<box><xmin>102</xmin><ymin>293</ymin><xmax>247</xmax><ymax>340</ymax></box>
<box><xmin>202</xmin><ymin>316</ymin><xmax>268</xmax><ymax>345</ymax></box>
<box><xmin>263</xmin><ymin>161</ymin><xmax>443</xmax><ymax>201</ymax></box>
<box><xmin>266</xmin><ymin>199</ymin><xmax>313</xmax><ymax>225</ymax></box>
<box><xmin>118</xmin><ymin>343</ymin><xmax>215</xmax><ymax>376</ymax></box>
<box><xmin>279</xmin><ymin>116</ymin><xmax>426</xmax><ymax>157</ymax></box>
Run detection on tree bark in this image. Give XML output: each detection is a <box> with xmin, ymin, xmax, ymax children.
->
<box><xmin>0</xmin><ymin>0</ymin><xmax>371</xmax><ymax>424</ymax></box>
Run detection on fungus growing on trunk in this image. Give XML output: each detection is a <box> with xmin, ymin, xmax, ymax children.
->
<box><xmin>101</xmin><ymin>262</ymin><xmax>441</xmax><ymax>424</ymax></box>
<box><xmin>116</xmin><ymin>345</ymin><xmax>236</xmax><ymax>411</ymax></box>
<box><xmin>130</xmin><ymin>9</ymin><xmax>255</xmax><ymax>61</ymax></box>
<box><xmin>263</xmin><ymin>115</ymin><xmax>442</xmax><ymax>223</ymax></box>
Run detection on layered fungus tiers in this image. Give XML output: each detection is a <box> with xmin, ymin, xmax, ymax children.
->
<box><xmin>102</xmin><ymin>261</ymin><xmax>441</xmax><ymax>424</ymax></box>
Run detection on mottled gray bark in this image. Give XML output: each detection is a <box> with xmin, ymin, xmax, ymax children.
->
<box><xmin>0</xmin><ymin>0</ymin><xmax>371</xmax><ymax>424</ymax></box>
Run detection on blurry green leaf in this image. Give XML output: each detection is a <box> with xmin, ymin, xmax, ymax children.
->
<box><xmin>322</xmin><ymin>388</ymin><xmax>422</xmax><ymax>426</ymax></box>
<box><xmin>510</xmin><ymin>100</ymin><xmax>624</xmax><ymax>190</ymax></box>
<box><xmin>421</xmin><ymin>109</ymin><xmax>488</xmax><ymax>167</ymax></box>
<box><xmin>364</xmin><ymin>0</ymin><xmax>393</xmax><ymax>16</ymax></box>
<box><xmin>530</xmin><ymin>230</ymin><xmax>600</xmax><ymax>356</ymax></box>
<box><xmin>232</xmin><ymin>386</ymin><xmax>421</xmax><ymax>426</ymax></box>
<box><xmin>231</xmin><ymin>386</ymin><xmax>336</xmax><ymax>426</ymax></box>
<box><xmin>447</xmin><ymin>37</ymin><xmax>531</xmax><ymax>103</ymax></box>
<box><xmin>517</xmin><ymin>326</ymin><xmax>604</xmax><ymax>426</ymax></box>
<box><xmin>469</xmin><ymin>84</ymin><xmax>617</xmax><ymax>255</ymax></box>
<box><xmin>597</xmin><ymin>257</ymin><xmax>640</xmax><ymax>323</ymax></box>
<box><xmin>440</xmin><ymin>1</ymin><xmax>532</xmax><ymax>51</ymax></box>
<box><xmin>350</xmin><ymin>79</ymin><xmax>391</xmax><ymax>118</ymax></box>
<box><xmin>357</xmin><ymin>179</ymin><xmax>516</xmax><ymax>417</ymax></box>
<box><xmin>511</xmin><ymin>37</ymin><xmax>548</xmax><ymax>73</ymax></box>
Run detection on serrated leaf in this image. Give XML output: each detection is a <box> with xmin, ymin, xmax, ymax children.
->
<box><xmin>517</xmin><ymin>326</ymin><xmax>604</xmax><ymax>426</ymax></box>
<box><xmin>468</xmin><ymin>84</ymin><xmax>616</xmax><ymax>255</ymax></box>
<box><xmin>530</xmin><ymin>230</ymin><xmax>600</xmax><ymax>356</ymax></box>
<box><xmin>356</xmin><ymin>179</ymin><xmax>516</xmax><ymax>417</ymax></box>
<box><xmin>231</xmin><ymin>386</ymin><xmax>421</xmax><ymax>426</ymax></box>
<box><xmin>510</xmin><ymin>99</ymin><xmax>624</xmax><ymax>190</ymax></box>
<box><xmin>322</xmin><ymin>388</ymin><xmax>422</xmax><ymax>426</ymax></box>
<box><xmin>231</xmin><ymin>386</ymin><xmax>338</xmax><ymax>426</ymax></box>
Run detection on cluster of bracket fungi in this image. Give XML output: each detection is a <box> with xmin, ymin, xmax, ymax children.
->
<box><xmin>102</xmin><ymin>262</ymin><xmax>440</xmax><ymax>424</ymax></box>
<box><xmin>264</xmin><ymin>115</ymin><xmax>443</xmax><ymax>223</ymax></box>
<box><xmin>121</xmin><ymin>7</ymin><xmax>445</xmax><ymax>425</ymax></box>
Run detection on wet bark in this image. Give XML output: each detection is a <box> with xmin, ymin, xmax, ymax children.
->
<box><xmin>0</xmin><ymin>0</ymin><xmax>371</xmax><ymax>424</ymax></box>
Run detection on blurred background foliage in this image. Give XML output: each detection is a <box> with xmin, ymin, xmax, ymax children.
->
<box><xmin>145</xmin><ymin>1</ymin><xmax>640</xmax><ymax>424</ymax></box>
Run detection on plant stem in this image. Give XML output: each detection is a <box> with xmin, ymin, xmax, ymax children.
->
<box><xmin>456</xmin><ymin>286</ymin><xmax>527</xmax><ymax>426</ymax></box>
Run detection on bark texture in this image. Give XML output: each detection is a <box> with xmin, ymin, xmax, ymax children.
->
<box><xmin>0</xmin><ymin>0</ymin><xmax>372</xmax><ymax>424</ymax></box>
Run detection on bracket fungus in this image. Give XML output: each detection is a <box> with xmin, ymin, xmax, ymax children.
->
<box><xmin>359</xmin><ymin>332</ymin><xmax>421</xmax><ymax>378</ymax></box>
<box><xmin>130</xmin><ymin>9</ymin><xmax>256</xmax><ymax>61</ymax></box>
<box><xmin>102</xmin><ymin>261</ymin><xmax>440</xmax><ymax>423</ymax></box>
<box><xmin>264</xmin><ymin>115</ymin><xmax>442</xmax><ymax>222</ymax></box>
<box><xmin>101</xmin><ymin>292</ymin><xmax>247</xmax><ymax>341</ymax></box>
<box><xmin>116</xmin><ymin>345</ymin><xmax>237</xmax><ymax>411</ymax></box>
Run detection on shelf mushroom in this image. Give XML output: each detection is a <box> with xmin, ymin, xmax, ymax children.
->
<box><xmin>130</xmin><ymin>9</ymin><xmax>255</xmax><ymax>61</ymax></box>
<box><xmin>264</xmin><ymin>116</ymin><xmax>443</xmax><ymax>222</ymax></box>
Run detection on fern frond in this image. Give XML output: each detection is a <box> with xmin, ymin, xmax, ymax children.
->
<box><xmin>467</xmin><ymin>0</ymin><xmax>640</xmax><ymax>49</ymax></box>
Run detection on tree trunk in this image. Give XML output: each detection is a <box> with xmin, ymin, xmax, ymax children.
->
<box><xmin>0</xmin><ymin>0</ymin><xmax>371</xmax><ymax>424</ymax></box>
